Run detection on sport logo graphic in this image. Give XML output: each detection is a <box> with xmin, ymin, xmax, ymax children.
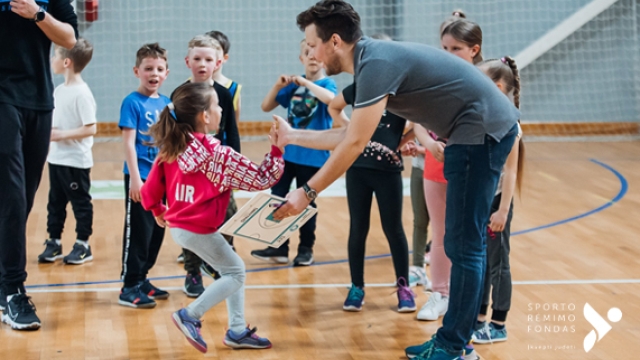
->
<box><xmin>583</xmin><ymin>303</ymin><xmax>622</xmax><ymax>353</ymax></box>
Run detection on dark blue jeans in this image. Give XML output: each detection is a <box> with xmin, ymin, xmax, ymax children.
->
<box><xmin>434</xmin><ymin>125</ymin><xmax>518</xmax><ymax>353</ymax></box>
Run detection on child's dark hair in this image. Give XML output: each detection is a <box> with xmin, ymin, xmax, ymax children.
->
<box><xmin>206</xmin><ymin>30</ymin><xmax>230</xmax><ymax>55</ymax></box>
<box><xmin>56</xmin><ymin>37</ymin><xmax>93</xmax><ymax>73</ymax></box>
<box><xmin>479</xmin><ymin>56</ymin><xmax>520</xmax><ymax>109</ymax></box>
<box><xmin>135</xmin><ymin>43</ymin><xmax>168</xmax><ymax>68</ymax></box>
<box><xmin>148</xmin><ymin>82</ymin><xmax>216</xmax><ymax>162</ymax></box>
<box><xmin>297</xmin><ymin>0</ymin><xmax>363</xmax><ymax>44</ymax></box>
<box><xmin>479</xmin><ymin>56</ymin><xmax>525</xmax><ymax>192</ymax></box>
<box><xmin>440</xmin><ymin>12</ymin><xmax>483</xmax><ymax>64</ymax></box>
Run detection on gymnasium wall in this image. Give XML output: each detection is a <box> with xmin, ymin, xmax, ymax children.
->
<box><xmin>60</xmin><ymin>0</ymin><xmax>640</xmax><ymax>123</ymax></box>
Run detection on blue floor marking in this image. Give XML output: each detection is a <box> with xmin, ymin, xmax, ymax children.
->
<box><xmin>26</xmin><ymin>158</ymin><xmax>627</xmax><ymax>289</ymax></box>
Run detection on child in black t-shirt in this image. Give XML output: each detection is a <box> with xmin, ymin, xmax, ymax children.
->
<box><xmin>328</xmin><ymin>82</ymin><xmax>415</xmax><ymax>314</ymax></box>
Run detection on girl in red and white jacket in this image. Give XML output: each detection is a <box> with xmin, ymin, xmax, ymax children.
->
<box><xmin>141</xmin><ymin>82</ymin><xmax>284</xmax><ymax>354</ymax></box>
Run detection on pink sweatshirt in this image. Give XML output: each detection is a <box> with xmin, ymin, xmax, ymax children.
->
<box><xmin>141</xmin><ymin>132</ymin><xmax>284</xmax><ymax>234</ymax></box>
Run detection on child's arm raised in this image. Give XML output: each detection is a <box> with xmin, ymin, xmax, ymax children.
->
<box><xmin>51</xmin><ymin>124</ymin><xmax>96</xmax><ymax>141</ymax></box>
<box><xmin>261</xmin><ymin>75</ymin><xmax>292</xmax><ymax>112</ymax></box>
<box><xmin>220</xmin><ymin>127</ymin><xmax>285</xmax><ymax>192</ymax></box>
<box><xmin>122</xmin><ymin>128</ymin><xmax>144</xmax><ymax>202</ymax></box>
<box><xmin>293</xmin><ymin>76</ymin><xmax>336</xmax><ymax>105</ymax></box>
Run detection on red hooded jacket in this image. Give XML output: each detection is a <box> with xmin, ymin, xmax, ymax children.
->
<box><xmin>141</xmin><ymin>132</ymin><xmax>284</xmax><ymax>234</ymax></box>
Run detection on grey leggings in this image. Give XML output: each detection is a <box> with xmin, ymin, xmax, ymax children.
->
<box><xmin>170</xmin><ymin>228</ymin><xmax>246</xmax><ymax>333</ymax></box>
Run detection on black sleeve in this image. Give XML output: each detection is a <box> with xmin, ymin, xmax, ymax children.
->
<box><xmin>214</xmin><ymin>82</ymin><xmax>240</xmax><ymax>153</ymax></box>
<box><xmin>342</xmin><ymin>83</ymin><xmax>356</xmax><ymax>106</ymax></box>
<box><xmin>49</xmin><ymin>0</ymin><xmax>79</xmax><ymax>39</ymax></box>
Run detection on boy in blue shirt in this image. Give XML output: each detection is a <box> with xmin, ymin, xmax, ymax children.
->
<box><xmin>251</xmin><ymin>40</ymin><xmax>337</xmax><ymax>266</ymax></box>
<box><xmin>118</xmin><ymin>43</ymin><xmax>171</xmax><ymax>308</ymax></box>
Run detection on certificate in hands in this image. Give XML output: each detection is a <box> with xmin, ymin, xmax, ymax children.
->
<box><xmin>219</xmin><ymin>192</ymin><xmax>317</xmax><ymax>248</ymax></box>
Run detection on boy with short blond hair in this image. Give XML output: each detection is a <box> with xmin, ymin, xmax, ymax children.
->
<box><xmin>38</xmin><ymin>38</ymin><xmax>96</xmax><ymax>266</ymax></box>
<box><xmin>118</xmin><ymin>42</ymin><xmax>171</xmax><ymax>308</ymax></box>
<box><xmin>173</xmin><ymin>34</ymin><xmax>240</xmax><ymax>298</ymax></box>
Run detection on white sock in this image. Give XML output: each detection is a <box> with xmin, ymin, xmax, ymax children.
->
<box><xmin>53</xmin><ymin>239</ymin><xmax>61</xmax><ymax>246</ymax></box>
<box><xmin>76</xmin><ymin>240</ymin><xmax>89</xmax><ymax>249</ymax></box>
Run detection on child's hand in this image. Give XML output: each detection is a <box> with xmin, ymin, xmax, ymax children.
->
<box><xmin>427</xmin><ymin>141</ymin><xmax>446</xmax><ymax>163</ymax></box>
<box><xmin>50</xmin><ymin>129</ymin><xmax>62</xmax><ymax>142</ymax></box>
<box><xmin>489</xmin><ymin>209</ymin><xmax>508</xmax><ymax>233</ymax></box>
<box><xmin>269</xmin><ymin>119</ymin><xmax>285</xmax><ymax>153</ymax></box>
<box><xmin>272</xmin><ymin>115</ymin><xmax>290</xmax><ymax>149</ymax></box>
<box><xmin>129</xmin><ymin>176</ymin><xmax>143</xmax><ymax>203</ymax></box>
<box><xmin>292</xmin><ymin>75</ymin><xmax>308</xmax><ymax>87</ymax></box>
<box><xmin>400</xmin><ymin>141</ymin><xmax>417</xmax><ymax>156</ymax></box>
<box><xmin>154</xmin><ymin>211</ymin><xmax>167</xmax><ymax>228</ymax></box>
<box><xmin>276</xmin><ymin>75</ymin><xmax>293</xmax><ymax>88</ymax></box>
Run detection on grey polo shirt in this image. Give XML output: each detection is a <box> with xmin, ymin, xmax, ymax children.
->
<box><xmin>352</xmin><ymin>37</ymin><xmax>519</xmax><ymax>145</ymax></box>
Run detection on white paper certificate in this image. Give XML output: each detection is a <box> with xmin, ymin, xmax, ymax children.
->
<box><xmin>219</xmin><ymin>192</ymin><xmax>317</xmax><ymax>248</ymax></box>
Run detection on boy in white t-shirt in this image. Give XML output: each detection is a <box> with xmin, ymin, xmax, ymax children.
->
<box><xmin>38</xmin><ymin>38</ymin><xmax>97</xmax><ymax>265</ymax></box>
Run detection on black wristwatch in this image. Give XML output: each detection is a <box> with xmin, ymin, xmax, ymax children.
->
<box><xmin>302</xmin><ymin>183</ymin><xmax>317</xmax><ymax>202</ymax></box>
<box><xmin>33</xmin><ymin>6</ymin><xmax>46</xmax><ymax>22</ymax></box>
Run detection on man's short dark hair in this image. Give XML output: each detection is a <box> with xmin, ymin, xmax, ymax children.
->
<box><xmin>206</xmin><ymin>30</ymin><xmax>231</xmax><ymax>55</ymax></box>
<box><xmin>297</xmin><ymin>0</ymin><xmax>362</xmax><ymax>44</ymax></box>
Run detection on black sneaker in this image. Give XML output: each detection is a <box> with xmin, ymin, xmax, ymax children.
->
<box><xmin>200</xmin><ymin>262</ymin><xmax>221</xmax><ymax>280</ymax></box>
<box><xmin>293</xmin><ymin>246</ymin><xmax>314</xmax><ymax>266</ymax></box>
<box><xmin>1</xmin><ymin>293</ymin><xmax>41</xmax><ymax>330</ymax></box>
<box><xmin>139</xmin><ymin>279</ymin><xmax>169</xmax><ymax>300</ymax></box>
<box><xmin>37</xmin><ymin>239</ymin><xmax>63</xmax><ymax>263</ymax></box>
<box><xmin>118</xmin><ymin>283</ymin><xmax>156</xmax><ymax>309</ymax></box>
<box><xmin>184</xmin><ymin>273</ymin><xmax>204</xmax><ymax>298</ymax></box>
<box><xmin>250</xmin><ymin>246</ymin><xmax>289</xmax><ymax>264</ymax></box>
<box><xmin>63</xmin><ymin>242</ymin><xmax>93</xmax><ymax>265</ymax></box>
<box><xmin>0</xmin><ymin>288</ymin><xmax>6</xmax><ymax>311</ymax></box>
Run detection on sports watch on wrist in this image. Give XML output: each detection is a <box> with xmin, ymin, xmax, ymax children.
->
<box><xmin>302</xmin><ymin>183</ymin><xmax>317</xmax><ymax>202</ymax></box>
<box><xmin>33</xmin><ymin>6</ymin><xmax>46</xmax><ymax>22</ymax></box>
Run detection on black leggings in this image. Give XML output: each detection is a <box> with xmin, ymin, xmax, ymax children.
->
<box><xmin>346</xmin><ymin>167</ymin><xmax>409</xmax><ymax>287</ymax></box>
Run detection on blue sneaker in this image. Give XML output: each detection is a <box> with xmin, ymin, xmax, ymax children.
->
<box><xmin>405</xmin><ymin>338</ymin><xmax>435</xmax><ymax>359</ymax></box>
<box><xmin>406</xmin><ymin>337</ymin><xmax>462</xmax><ymax>360</ymax></box>
<box><xmin>343</xmin><ymin>285</ymin><xmax>365</xmax><ymax>311</ymax></box>
<box><xmin>118</xmin><ymin>283</ymin><xmax>156</xmax><ymax>309</ymax></box>
<box><xmin>172</xmin><ymin>308</ymin><xmax>207</xmax><ymax>353</ymax></box>
<box><xmin>397</xmin><ymin>277</ymin><xmax>416</xmax><ymax>312</ymax></box>
<box><xmin>139</xmin><ymin>279</ymin><xmax>169</xmax><ymax>300</ymax></box>
<box><xmin>472</xmin><ymin>322</ymin><xmax>507</xmax><ymax>344</ymax></box>
<box><xmin>223</xmin><ymin>326</ymin><xmax>272</xmax><ymax>349</ymax></box>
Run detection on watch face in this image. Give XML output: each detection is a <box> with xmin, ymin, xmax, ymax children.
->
<box><xmin>36</xmin><ymin>8</ymin><xmax>45</xmax><ymax>21</ymax></box>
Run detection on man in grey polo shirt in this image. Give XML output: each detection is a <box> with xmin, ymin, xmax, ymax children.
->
<box><xmin>272</xmin><ymin>1</ymin><xmax>519</xmax><ymax>359</ymax></box>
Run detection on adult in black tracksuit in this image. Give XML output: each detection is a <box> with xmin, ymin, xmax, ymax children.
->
<box><xmin>0</xmin><ymin>0</ymin><xmax>77</xmax><ymax>330</ymax></box>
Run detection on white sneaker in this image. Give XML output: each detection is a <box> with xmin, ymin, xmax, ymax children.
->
<box><xmin>408</xmin><ymin>266</ymin><xmax>433</xmax><ymax>292</ymax></box>
<box><xmin>416</xmin><ymin>292</ymin><xmax>448</xmax><ymax>321</ymax></box>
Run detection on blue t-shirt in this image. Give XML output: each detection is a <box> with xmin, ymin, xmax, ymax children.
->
<box><xmin>275</xmin><ymin>76</ymin><xmax>336</xmax><ymax>168</ymax></box>
<box><xmin>118</xmin><ymin>91</ymin><xmax>170</xmax><ymax>180</ymax></box>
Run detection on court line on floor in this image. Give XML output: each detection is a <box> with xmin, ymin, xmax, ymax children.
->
<box><xmin>25</xmin><ymin>158</ymin><xmax>627</xmax><ymax>291</ymax></box>
<box><xmin>24</xmin><ymin>278</ymin><xmax>640</xmax><ymax>294</ymax></box>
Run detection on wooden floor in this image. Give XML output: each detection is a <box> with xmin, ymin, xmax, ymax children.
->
<box><xmin>2</xmin><ymin>139</ymin><xmax>640</xmax><ymax>360</ymax></box>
